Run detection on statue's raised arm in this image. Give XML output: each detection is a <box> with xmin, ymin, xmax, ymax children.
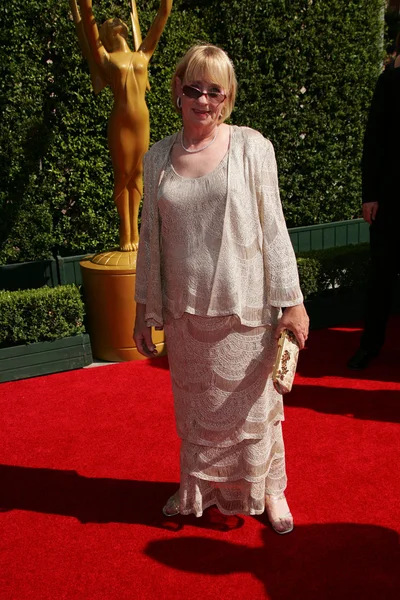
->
<box><xmin>130</xmin><ymin>1</ymin><xmax>151</xmax><ymax>91</ymax></box>
<box><xmin>139</xmin><ymin>0</ymin><xmax>173</xmax><ymax>60</ymax></box>
<box><xmin>76</xmin><ymin>0</ymin><xmax>109</xmax><ymax>63</ymax></box>
<box><xmin>130</xmin><ymin>0</ymin><xmax>142</xmax><ymax>51</ymax></box>
<box><xmin>69</xmin><ymin>0</ymin><xmax>107</xmax><ymax>94</ymax></box>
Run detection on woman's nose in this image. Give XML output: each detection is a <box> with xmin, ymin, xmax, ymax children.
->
<box><xmin>196</xmin><ymin>93</ymin><xmax>208</xmax><ymax>104</ymax></box>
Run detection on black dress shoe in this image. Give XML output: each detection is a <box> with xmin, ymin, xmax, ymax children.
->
<box><xmin>347</xmin><ymin>348</ymin><xmax>379</xmax><ymax>370</ymax></box>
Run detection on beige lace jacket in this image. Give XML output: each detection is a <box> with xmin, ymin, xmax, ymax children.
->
<box><xmin>135</xmin><ymin>125</ymin><xmax>303</xmax><ymax>328</ymax></box>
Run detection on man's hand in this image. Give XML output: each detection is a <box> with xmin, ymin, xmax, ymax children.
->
<box><xmin>362</xmin><ymin>201</ymin><xmax>379</xmax><ymax>224</ymax></box>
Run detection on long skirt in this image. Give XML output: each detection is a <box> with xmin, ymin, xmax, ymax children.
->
<box><xmin>164</xmin><ymin>311</ymin><xmax>287</xmax><ymax>517</ymax></box>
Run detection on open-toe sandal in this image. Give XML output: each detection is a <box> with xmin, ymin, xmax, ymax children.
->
<box><xmin>265</xmin><ymin>493</ymin><xmax>294</xmax><ymax>535</ymax></box>
<box><xmin>162</xmin><ymin>491</ymin><xmax>180</xmax><ymax>517</ymax></box>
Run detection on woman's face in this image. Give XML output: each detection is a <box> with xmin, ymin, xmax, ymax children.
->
<box><xmin>177</xmin><ymin>77</ymin><xmax>227</xmax><ymax>129</ymax></box>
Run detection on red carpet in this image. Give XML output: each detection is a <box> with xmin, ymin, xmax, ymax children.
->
<box><xmin>1</xmin><ymin>317</ymin><xmax>399</xmax><ymax>599</ymax></box>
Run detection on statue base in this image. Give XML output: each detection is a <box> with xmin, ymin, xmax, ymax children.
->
<box><xmin>80</xmin><ymin>250</ymin><xmax>165</xmax><ymax>362</ymax></box>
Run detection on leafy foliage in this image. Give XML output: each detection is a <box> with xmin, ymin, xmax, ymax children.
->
<box><xmin>0</xmin><ymin>284</ymin><xmax>85</xmax><ymax>345</ymax></box>
<box><xmin>297</xmin><ymin>243</ymin><xmax>370</xmax><ymax>299</ymax></box>
<box><xmin>0</xmin><ymin>0</ymin><xmax>385</xmax><ymax>264</ymax></box>
<box><xmin>296</xmin><ymin>256</ymin><xmax>321</xmax><ymax>299</ymax></box>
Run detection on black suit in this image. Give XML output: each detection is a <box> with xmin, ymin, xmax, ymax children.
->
<box><xmin>360</xmin><ymin>67</ymin><xmax>400</xmax><ymax>353</ymax></box>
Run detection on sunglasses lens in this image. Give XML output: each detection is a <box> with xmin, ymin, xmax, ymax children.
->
<box><xmin>183</xmin><ymin>85</ymin><xmax>202</xmax><ymax>99</ymax></box>
<box><xmin>182</xmin><ymin>85</ymin><xmax>226</xmax><ymax>105</ymax></box>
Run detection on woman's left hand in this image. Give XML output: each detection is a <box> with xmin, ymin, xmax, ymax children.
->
<box><xmin>275</xmin><ymin>304</ymin><xmax>309</xmax><ymax>350</ymax></box>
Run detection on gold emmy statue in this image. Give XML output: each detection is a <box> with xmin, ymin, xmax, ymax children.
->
<box><xmin>71</xmin><ymin>0</ymin><xmax>173</xmax><ymax>361</ymax></box>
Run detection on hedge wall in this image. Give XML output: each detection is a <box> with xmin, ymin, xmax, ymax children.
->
<box><xmin>0</xmin><ymin>284</ymin><xmax>85</xmax><ymax>345</ymax></box>
<box><xmin>0</xmin><ymin>0</ymin><xmax>385</xmax><ymax>264</ymax></box>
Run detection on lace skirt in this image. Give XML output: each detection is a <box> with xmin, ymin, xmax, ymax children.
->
<box><xmin>164</xmin><ymin>311</ymin><xmax>287</xmax><ymax>517</ymax></box>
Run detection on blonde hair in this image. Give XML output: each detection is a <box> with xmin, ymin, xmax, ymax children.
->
<box><xmin>172</xmin><ymin>44</ymin><xmax>237</xmax><ymax>122</ymax></box>
<box><xmin>99</xmin><ymin>19</ymin><xmax>129</xmax><ymax>53</ymax></box>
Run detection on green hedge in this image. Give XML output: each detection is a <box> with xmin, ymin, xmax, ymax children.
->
<box><xmin>0</xmin><ymin>284</ymin><xmax>85</xmax><ymax>345</ymax></box>
<box><xmin>0</xmin><ymin>0</ymin><xmax>385</xmax><ymax>264</ymax></box>
<box><xmin>297</xmin><ymin>243</ymin><xmax>370</xmax><ymax>300</ymax></box>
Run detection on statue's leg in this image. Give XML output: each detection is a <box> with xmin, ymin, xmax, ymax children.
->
<box><xmin>115</xmin><ymin>187</ymin><xmax>133</xmax><ymax>252</ymax></box>
<box><xmin>108</xmin><ymin>116</ymin><xmax>139</xmax><ymax>253</ymax></box>
<box><xmin>129</xmin><ymin>170</ymin><xmax>143</xmax><ymax>251</ymax></box>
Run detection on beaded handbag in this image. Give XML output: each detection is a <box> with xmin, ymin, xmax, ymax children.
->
<box><xmin>272</xmin><ymin>329</ymin><xmax>300</xmax><ymax>394</ymax></box>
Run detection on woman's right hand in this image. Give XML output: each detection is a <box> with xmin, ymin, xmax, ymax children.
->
<box><xmin>134</xmin><ymin>303</ymin><xmax>158</xmax><ymax>357</ymax></box>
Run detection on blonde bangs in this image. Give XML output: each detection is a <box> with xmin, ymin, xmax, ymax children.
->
<box><xmin>183</xmin><ymin>55</ymin><xmax>231</xmax><ymax>93</ymax></box>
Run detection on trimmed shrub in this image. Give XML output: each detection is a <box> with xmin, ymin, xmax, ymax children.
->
<box><xmin>296</xmin><ymin>256</ymin><xmax>321</xmax><ymax>299</ymax></box>
<box><xmin>297</xmin><ymin>243</ymin><xmax>370</xmax><ymax>299</ymax></box>
<box><xmin>0</xmin><ymin>284</ymin><xmax>85</xmax><ymax>345</ymax></box>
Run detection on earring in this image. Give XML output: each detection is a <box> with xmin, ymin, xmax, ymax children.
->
<box><xmin>176</xmin><ymin>96</ymin><xmax>182</xmax><ymax>109</ymax></box>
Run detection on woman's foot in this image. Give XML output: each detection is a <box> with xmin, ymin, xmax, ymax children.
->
<box><xmin>162</xmin><ymin>491</ymin><xmax>180</xmax><ymax>516</ymax></box>
<box><xmin>265</xmin><ymin>493</ymin><xmax>294</xmax><ymax>534</ymax></box>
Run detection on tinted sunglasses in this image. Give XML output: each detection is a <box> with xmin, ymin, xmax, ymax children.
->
<box><xmin>182</xmin><ymin>85</ymin><xmax>226</xmax><ymax>105</ymax></box>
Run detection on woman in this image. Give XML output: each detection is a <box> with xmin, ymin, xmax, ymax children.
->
<box><xmin>134</xmin><ymin>44</ymin><xmax>309</xmax><ymax>534</ymax></box>
<box><xmin>71</xmin><ymin>0</ymin><xmax>173</xmax><ymax>251</ymax></box>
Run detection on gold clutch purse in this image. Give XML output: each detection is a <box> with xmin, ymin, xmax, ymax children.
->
<box><xmin>272</xmin><ymin>329</ymin><xmax>299</xmax><ymax>394</ymax></box>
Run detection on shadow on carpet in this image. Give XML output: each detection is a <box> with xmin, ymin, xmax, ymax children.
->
<box><xmin>145</xmin><ymin>523</ymin><xmax>400</xmax><ymax>600</ymax></box>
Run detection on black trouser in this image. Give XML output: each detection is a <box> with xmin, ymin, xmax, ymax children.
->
<box><xmin>361</xmin><ymin>213</ymin><xmax>400</xmax><ymax>353</ymax></box>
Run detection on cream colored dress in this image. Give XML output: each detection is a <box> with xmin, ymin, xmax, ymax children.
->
<box><xmin>158</xmin><ymin>155</ymin><xmax>286</xmax><ymax>516</ymax></box>
<box><xmin>136</xmin><ymin>126</ymin><xmax>303</xmax><ymax>516</ymax></box>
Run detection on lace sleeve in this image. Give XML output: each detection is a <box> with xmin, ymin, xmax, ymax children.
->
<box><xmin>135</xmin><ymin>152</ymin><xmax>152</xmax><ymax>304</ymax></box>
<box><xmin>259</xmin><ymin>140</ymin><xmax>303</xmax><ymax>308</ymax></box>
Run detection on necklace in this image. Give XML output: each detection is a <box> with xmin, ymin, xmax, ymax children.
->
<box><xmin>181</xmin><ymin>128</ymin><xmax>218</xmax><ymax>153</ymax></box>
